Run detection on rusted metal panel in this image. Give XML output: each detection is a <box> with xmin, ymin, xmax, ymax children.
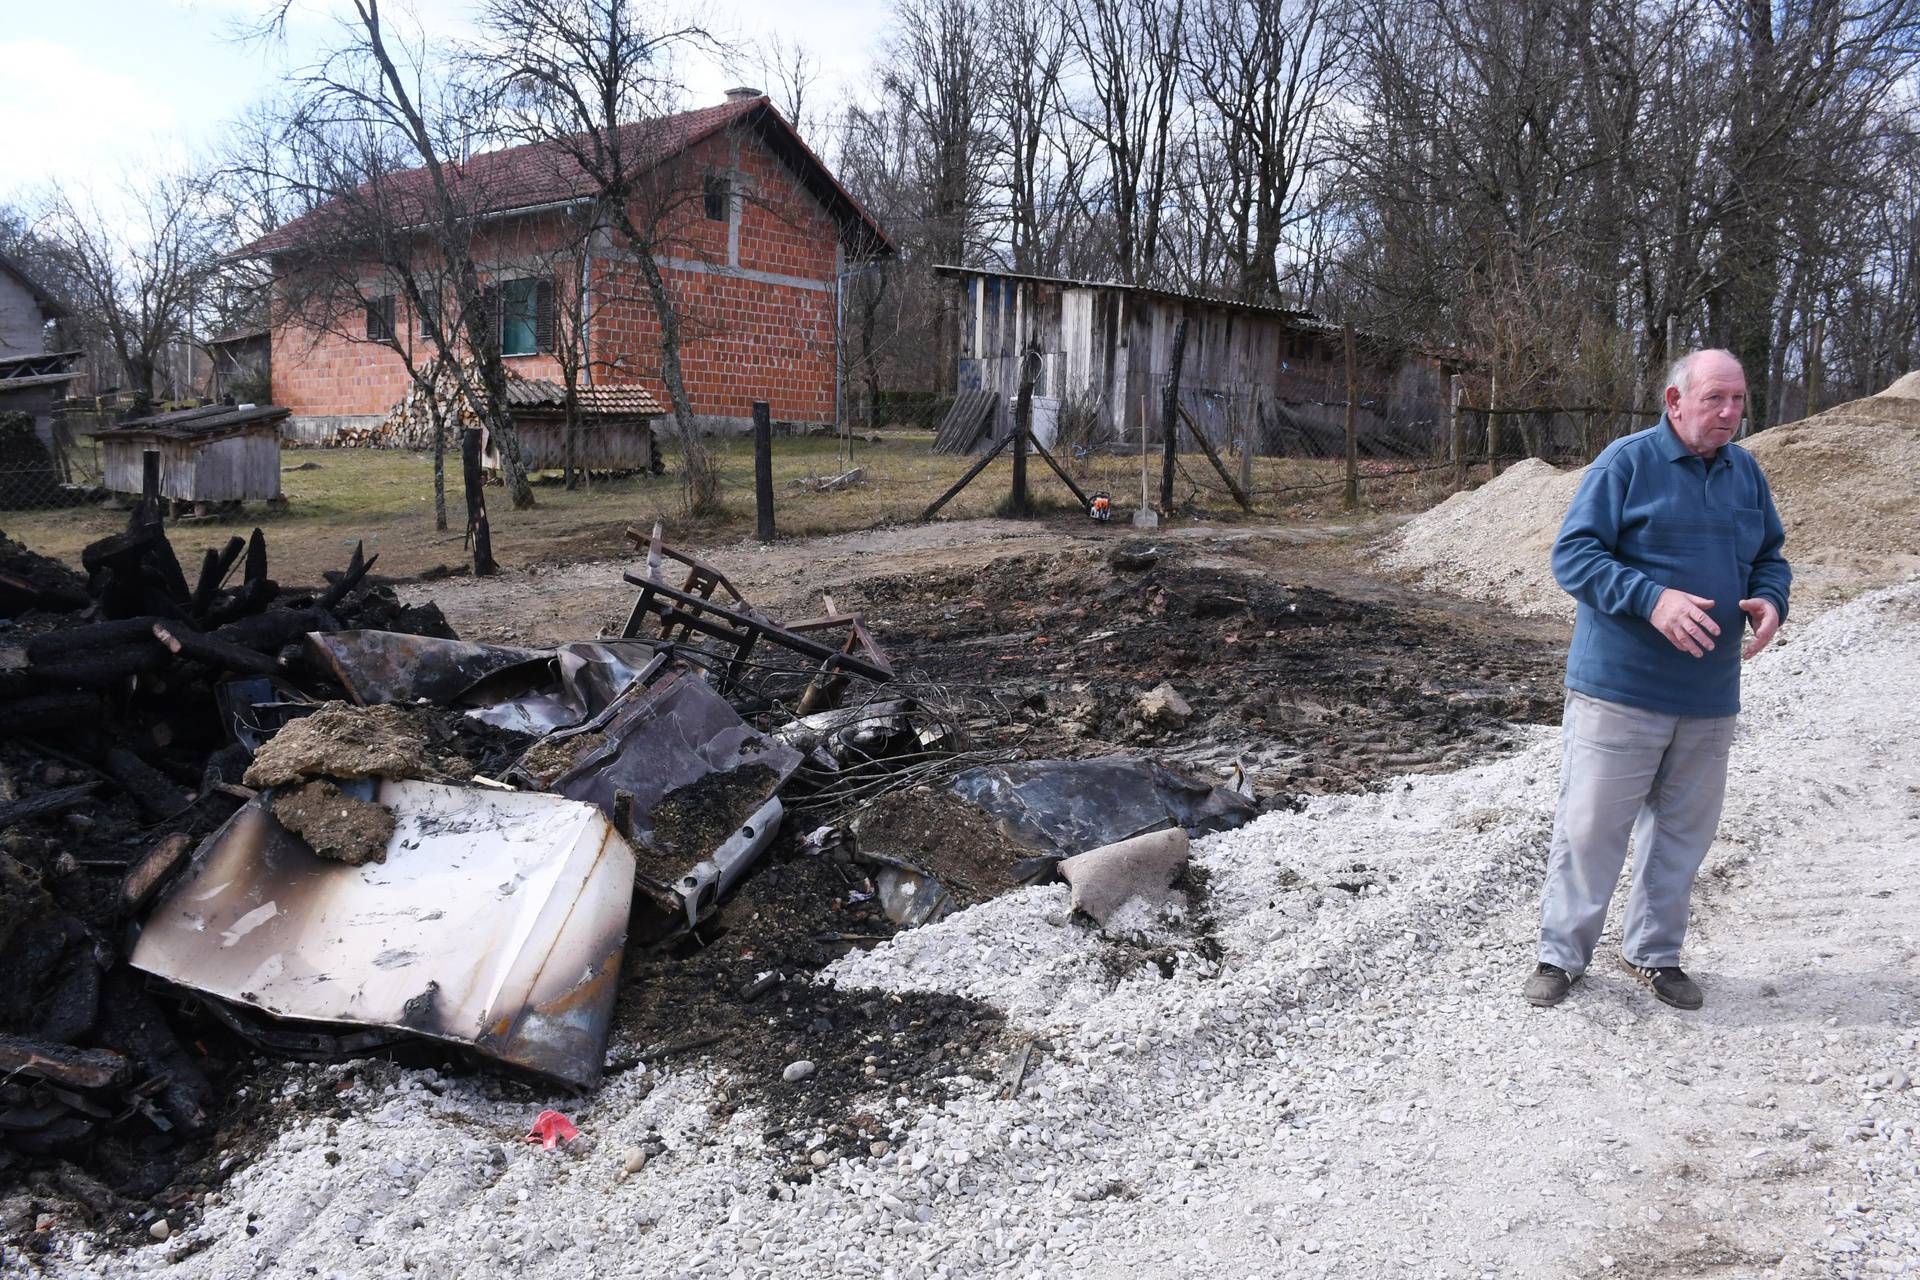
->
<box><xmin>129</xmin><ymin>782</ymin><xmax>636</xmax><ymax>1088</ymax></box>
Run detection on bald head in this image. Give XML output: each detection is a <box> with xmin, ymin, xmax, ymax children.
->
<box><xmin>1663</xmin><ymin>348</ymin><xmax>1747</xmax><ymax>458</ymax></box>
<box><xmin>1665</xmin><ymin>349</ymin><xmax>1743</xmax><ymax>401</ymax></box>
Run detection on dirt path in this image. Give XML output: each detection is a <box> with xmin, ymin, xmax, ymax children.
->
<box><xmin>402</xmin><ymin>516</ymin><xmax>1405</xmax><ymax>644</ymax></box>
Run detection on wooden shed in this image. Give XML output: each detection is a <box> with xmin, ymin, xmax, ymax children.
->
<box><xmin>93</xmin><ymin>404</ymin><xmax>288</xmax><ymax>506</ymax></box>
<box><xmin>934</xmin><ymin>265</ymin><xmax>1451</xmax><ymax>457</ymax></box>
<box><xmin>488</xmin><ymin>378</ymin><xmax>665</xmax><ymax>474</ymax></box>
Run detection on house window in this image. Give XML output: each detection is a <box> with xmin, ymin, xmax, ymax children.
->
<box><xmin>365</xmin><ymin>294</ymin><xmax>396</xmax><ymax>342</ymax></box>
<box><xmin>703</xmin><ymin>175</ymin><xmax>730</xmax><ymax>222</ymax></box>
<box><xmin>488</xmin><ymin>277</ymin><xmax>554</xmax><ymax>356</ymax></box>
<box><xmin>417</xmin><ymin>290</ymin><xmax>440</xmax><ymax>337</ymax></box>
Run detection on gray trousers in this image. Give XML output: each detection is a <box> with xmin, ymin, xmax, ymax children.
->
<box><xmin>1537</xmin><ymin>690</ymin><xmax>1737</xmax><ymax>974</ymax></box>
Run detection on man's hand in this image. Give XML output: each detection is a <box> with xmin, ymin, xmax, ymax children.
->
<box><xmin>1739</xmin><ymin>597</ymin><xmax>1781</xmax><ymax>660</ymax></box>
<box><xmin>1650</xmin><ymin>589</ymin><xmax>1719</xmax><ymax>657</ymax></box>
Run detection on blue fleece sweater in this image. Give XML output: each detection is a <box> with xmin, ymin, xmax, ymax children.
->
<box><xmin>1551</xmin><ymin>419</ymin><xmax>1791</xmax><ymax>717</ymax></box>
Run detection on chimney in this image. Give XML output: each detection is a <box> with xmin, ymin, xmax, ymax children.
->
<box><xmin>724</xmin><ymin>86</ymin><xmax>763</xmax><ymax>102</ymax></box>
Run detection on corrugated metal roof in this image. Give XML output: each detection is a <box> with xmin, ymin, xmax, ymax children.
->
<box><xmin>933</xmin><ymin>264</ymin><xmax>1323</xmax><ymax>324</ymax></box>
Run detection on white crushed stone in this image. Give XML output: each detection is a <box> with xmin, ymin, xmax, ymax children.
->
<box><xmin>1378</xmin><ymin>458</ymin><xmax>1584</xmax><ymax>621</ymax></box>
<box><xmin>46</xmin><ymin>580</ymin><xmax>1920</xmax><ymax>1278</ymax></box>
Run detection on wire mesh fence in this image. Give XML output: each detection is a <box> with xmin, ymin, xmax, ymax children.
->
<box><xmin>0</xmin><ymin>409</ymin><xmax>105</xmax><ymax>514</ymax></box>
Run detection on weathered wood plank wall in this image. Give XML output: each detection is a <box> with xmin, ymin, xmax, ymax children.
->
<box><xmin>951</xmin><ymin>270</ymin><xmax>1451</xmax><ymax>457</ymax></box>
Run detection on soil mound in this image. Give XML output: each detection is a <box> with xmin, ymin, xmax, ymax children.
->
<box><xmin>1743</xmin><ymin>389</ymin><xmax>1920</xmax><ymax>613</ymax></box>
<box><xmin>1382</xmin><ymin>377</ymin><xmax>1920</xmax><ymax>619</ymax></box>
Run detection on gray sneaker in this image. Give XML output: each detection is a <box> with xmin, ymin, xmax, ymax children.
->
<box><xmin>1523</xmin><ymin>962</ymin><xmax>1577</xmax><ymax>1007</ymax></box>
<box><xmin>1618</xmin><ymin>956</ymin><xmax>1703</xmax><ymax>1010</ymax></box>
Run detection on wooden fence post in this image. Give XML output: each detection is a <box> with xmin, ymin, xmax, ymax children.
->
<box><xmin>1237</xmin><ymin>389</ymin><xmax>1255</xmax><ymax>493</ymax></box>
<box><xmin>752</xmin><ymin>401</ymin><xmax>775</xmax><ymax>543</ymax></box>
<box><xmin>1805</xmin><ymin>316</ymin><xmax>1824</xmax><ymax>421</ymax></box>
<box><xmin>1010</xmin><ymin>347</ymin><xmax>1035</xmax><ymax>516</ymax></box>
<box><xmin>1343</xmin><ymin>322</ymin><xmax>1358</xmax><ymax>509</ymax></box>
<box><xmin>1159</xmin><ymin>318</ymin><xmax>1189</xmax><ymax>515</ymax></box>
<box><xmin>138</xmin><ymin>449</ymin><xmax>161</xmax><ymax>524</ymax></box>
<box><xmin>462</xmin><ymin>427</ymin><xmax>497</xmax><ymax>577</ymax></box>
<box><xmin>1449</xmin><ymin>375</ymin><xmax>1464</xmax><ymax>491</ymax></box>
<box><xmin>1487</xmin><ymin>383</ymin><xmax>1498</xmax><ymax>477</ymax></box>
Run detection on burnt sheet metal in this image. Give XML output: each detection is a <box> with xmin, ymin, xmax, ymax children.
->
<box><xmin>214</xmin><ymin>676</ymin><xmax>314</xmax><ymax>752</ymax></box>
<box><xmin>673</xmin><ymin>796</ymin><xmax>783</xmax><ymax>927</ymax></box>
<box><xmin>947</xmin><ymin>756</ymin><xmax>1259</xmax><ymax>857</ymax></box>
<box><xmin>460</xmin><ymin>641</ymin><xmax>670</xmax><ymax>736</ymax></box>
<box><xmin>304</xmin><ymin>631</ymin><xmax>548</xmax><ymax>706</ymax></box>
<box><xmin>774</xmin><ymin>698</ymin><xmax>922</xmax><ymax>769</ymax></box>
<box><xmin>128</xmin><ymin>782</ymin><xmax>635</xmax><ymax>1088</ymax></box>
<box><xmin>552</xmin><ymin>671</ymin><xmax>802</xmax><ymax>839</ymax></box>
<box><xmin>551</xmin><ymin>672</ymin><xmax>801</xmax><ymax>926</ymax></box>
<box><xmin>866</xmin><ymin>855</ymin><xmax>955</xmax><ymax>928</ymax></box>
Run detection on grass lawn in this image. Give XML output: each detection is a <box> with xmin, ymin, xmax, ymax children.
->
<box><xmin>3</xmin><ymin>432</ymin><xmax>1462</xmax><ymax>588</ymax></box>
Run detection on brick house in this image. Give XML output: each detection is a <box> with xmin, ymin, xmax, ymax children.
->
<box><xmin>243</xmin><ymin>91</ymin><xmax>892</xmax><ymax>443</ymax></box>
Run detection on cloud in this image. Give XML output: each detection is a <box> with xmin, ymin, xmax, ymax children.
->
<box><xmin>0</xmin><ymin>39</ymin><xmax>183</xmax><ymax>196</ymax></box>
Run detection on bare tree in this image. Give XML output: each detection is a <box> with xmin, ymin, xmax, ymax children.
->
<box><xmin>476</xmin><ymin>0</ymin><xmax>729</xmax><ymax>514</ymax></box>
<box><xmin>980</xmin><ymin>0</ymin><xmax>1091</xmax><ymax>275</ymax></box>
<box><xmin>1064</xmin><ymin>0</ymin><xmax>1188</xmax><ymax>285</ymax></box>
<box><xmin>255</xmin><ymin>0</ymin><xmax>538</xmax><ymax>509</ymax></box>
<box><xmin>36</xmin><ymin>170</ymin><xmax>223</xmax><ymax>403</ymax></box>
<box><xmin>1185</xmin><ymin>0</ymin><xmax>1353</xmax><ymax>303</ymax></box>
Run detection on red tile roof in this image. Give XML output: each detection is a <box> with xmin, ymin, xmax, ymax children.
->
<box><xmin>241</xmin><ymin>97</ymin><xmax>890</xmax><ymax>258</ymax></box>
<box><xmin>505</xmin><ymin>377</ymin><xmax>663</xmax><ymax>417</ymax></box>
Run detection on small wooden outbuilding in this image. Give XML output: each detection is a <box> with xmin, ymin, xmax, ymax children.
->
<box><xmin>934</xmin><ymin>264</ymin><xmax>1453</xmax><ymax>457</ymax></box>
<box><xmin>495</xmin><ymin>379</ymin><xmax>664</xmax><ymax>473</ymax></box>
<box><xmin>94</xmin><ymin>404</ymin><xmax>289</xmax><ymax>506</ymax></box>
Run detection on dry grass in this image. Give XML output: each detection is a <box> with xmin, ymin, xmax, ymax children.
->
<box><xmin>3</xmin><ymin>432</ymin><xmax>1462</xmax><ymax>588</ymax></box>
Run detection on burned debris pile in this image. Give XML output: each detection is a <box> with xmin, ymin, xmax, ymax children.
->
<box><xmin>0</xmin><ymin>515</ymin><xmax>1263</xmax><ymax>1236</ymax></box>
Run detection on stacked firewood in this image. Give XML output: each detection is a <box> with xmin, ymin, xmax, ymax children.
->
<box><xmin>354</xmin><ymin>355</ymin><xmax>498</xmax><ymax>450</ymax></box>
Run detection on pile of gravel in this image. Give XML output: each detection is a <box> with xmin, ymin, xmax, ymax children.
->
<box><xmin>1380</xmin><ymin>375</ymin><xmax>1920</xmax><ymax>621</ymax></box>
<box><xmin>1377</xmin><ymin>458</ymin><xmax>1584</xmax><ymax>621</ymax></box>
<box><xmin>42</xmin><ymin>580</ymin><xmax>1920</xmax><ymax>1279</ymax></box>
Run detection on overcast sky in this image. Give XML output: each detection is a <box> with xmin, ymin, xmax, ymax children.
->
<box><xmin>0</xmin><ymin>0</ymin><xmax>889</xmax><ymax>203</ymax></box>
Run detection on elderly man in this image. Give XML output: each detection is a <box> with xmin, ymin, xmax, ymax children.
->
<box><xmin>1523</xmin><ymin>348</ymin><xmax>1791</xmax><ymax>1011</ymax></box>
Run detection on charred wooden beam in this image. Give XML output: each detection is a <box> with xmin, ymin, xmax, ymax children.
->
<box><xmin>104</xmin><ymin>748</ymin><xmax>191</xmax><ymax>820</ymax></box>
<box><xmin>190</xmin><ymin>536</ymin><xmax>247</xmax><ymax>615</ymax></box>
<box><xmin>200</xmin><ymin>578</ymin><xmax>278</xmax><ymax>628</ymax></box>
<box><xmin>121</xmin><ymin>832</ymin><xmax>196</xmax><ymax>913</ymax></box>
<box><xmin>242</xmin><ymin>527</ymin><xmax>267</xmax><ymax>586</ymax></box>
<box><xmin>212</xmin><ymin>606</ymin><xmax>333</xmax><ymax>654</ymax></box>
<box><xmin>317</xmin><ymin>543</ymin><xmax>377</xmax><ymax>610</ymax></box>
<box><xmin>0</xmin><ymin>691</ymin><xmax>102</xmax><ymax>736</ymax></box>
<box><xmin>28</xmin><ymin>642</ymin><xmax>169</xmax><ymax>688</ymax></box>
<box><xmin>151</xmin><ymin>622</ymin><xmax>283</xmax><ymax>677</ymax></box>
<box><xmin>25</xmin><ymin>618</ymin><xmax>164</xmax><ymax>664</ymax></box>
<box><xmin>0</xmin><ymin>783</ymin><xmax>100</xmax><ymax>828</ymax></box>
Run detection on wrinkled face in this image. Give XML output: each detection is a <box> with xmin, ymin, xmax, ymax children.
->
<box><xmin>1665</xmin><ymin>353</ymin><xmax>1748</xmax><ymax>457</ymax></box>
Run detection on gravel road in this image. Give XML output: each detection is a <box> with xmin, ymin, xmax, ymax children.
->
<box><xmin>44</xmin><ymin>579</ymin><xmax>1918</xmax><ymax>1280</ymax></box>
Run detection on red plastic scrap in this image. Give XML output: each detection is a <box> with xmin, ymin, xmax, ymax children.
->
<box><xmin>526</xmin><ymin>1109</ymin><xmax>580</xmax><ymax>1149</ymax></box>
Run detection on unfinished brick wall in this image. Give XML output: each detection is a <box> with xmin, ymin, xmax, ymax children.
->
<box><xmin>269</xmin><ymin>124</ymin><xmax>849</xmax><ymax>439</ymax></box>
